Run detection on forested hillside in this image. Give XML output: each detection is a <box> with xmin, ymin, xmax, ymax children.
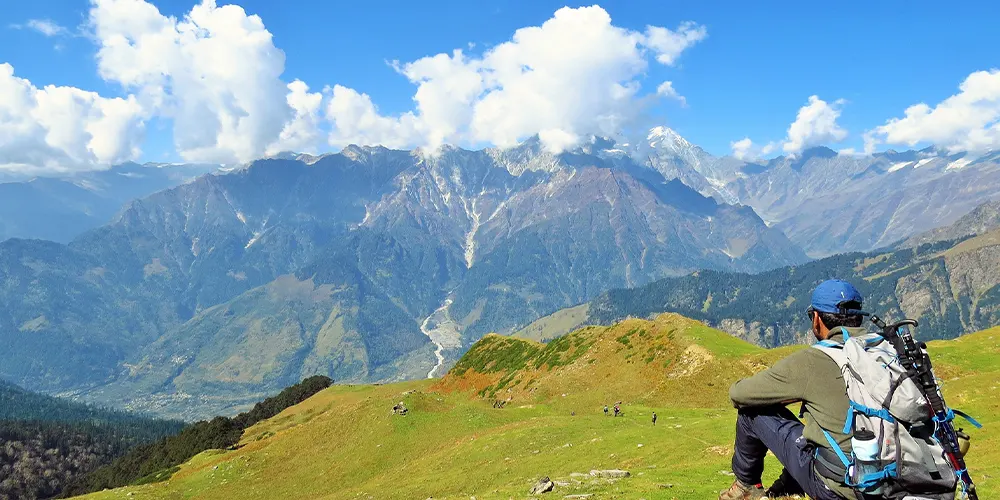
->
<box><xmin>0</xmin><ymin>381</ymin><xmax>183</xmax><ymax>500</ymax></box>
<box><xmin>522</xmin><ymin>226</ymin><xmax>1000</xmax><ymax>346</ymax></box>
<box><xmin>586</xmin><ymin>233</ymin><xmax>1000</xmax><ymax>346</ymax></box>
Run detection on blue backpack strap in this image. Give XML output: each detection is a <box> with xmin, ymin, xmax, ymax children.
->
<box><xmin>821</xmin><ymin>428</ymin><xmax>851</xmax><ymax>469</ymax></box>
<box><xmin>935</xmin><ymin>409</ymin><xmax>983</xmax><ymax>429</ymax></box>
<box><xmin>851</xmin><ymin>401</ymin><xmax>895</xmax><ymax>422</ymax></box>
<box><xmin>843</xmin><ymin>400</ymin><xmax>895</xmax><ymax>433</ymax></box>
<box><xmin>817</xmin><ymin>340</ymin><xmax>842</xmax><ymax>349</ymax></box>
<box><xmin>854</xmin><ymin>462</ymin><xmax>898</xmax><ymax>489</ymax></box>
<box><xmin>843</xmin><ymin>407</ymin><xmax>855</xmax><ymax>434</ymax></box>
<box><xmin>954</xmin><ymin>409</ymin><xmax>983</xmax><ymax>429</ymax></box>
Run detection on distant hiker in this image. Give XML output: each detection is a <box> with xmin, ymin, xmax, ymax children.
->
<box><xmin>604</xmin><ymin>405</ymin><xmax>609</xmax><ymax>416</ymax></box>
<box><xmin>720</xmin><ymin>280</ymin><xmax>865</xmax><ymax>500</ymax></box>
<box><xmin>613</xmin><ymin>404</ymin><xmax>620</xmax><ymax>417</ymax></box>
<box><xmin>652</xmin><ymin>412</ymin><xmax>657</xmax><ymax>426</ymax></box>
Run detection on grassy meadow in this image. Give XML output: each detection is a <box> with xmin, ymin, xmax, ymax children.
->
<box><xmin>78</xmin><ymin>315</ymin><xmax>1000</xmax><ymax>499</ymax></box>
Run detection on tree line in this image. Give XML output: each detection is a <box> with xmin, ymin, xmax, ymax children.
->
<box><xmin>0</xmin><ymin>375</ymin><xmax>332</xmax><ymax>500</ymax></box>
<box><xmin>61</xmin><ymin>375</ymin><xmax>333</xmax><ymax>497</ymax></box>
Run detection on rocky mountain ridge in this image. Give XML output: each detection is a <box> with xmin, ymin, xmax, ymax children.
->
<box><xmin>0</xmin><ymin>141</ymin><xmax>805</xmax><ymax>419</ymax></box>
<box><xmin>520</xmin><ymin>220</ymin><xmax>1000</xmax><ymax>348</ymax></box>
<box><xmin>627</xmin><ymin>132</ymin><xmax>1000</xmax><ymax>256</ymax></box>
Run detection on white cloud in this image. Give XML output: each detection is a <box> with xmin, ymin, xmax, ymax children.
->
<box><xmin>325</xmin><ymin>85</ymin><xmax>422</xmax><ymax>149</ymax></box>
<box><xmin>327</xmin><ymin>6</ymin><xmax>707</xmax><ymax>153</ymax></box>
<box><xmin>0</xmin><ymin>63</ymin><xmax>145</xmax><ymax>174</ymax></box>
<box><xmin>868</xmin><ymin>69</ymin><xmax>1000</xmax><ymax>153</ymax></box>
<box><xmin>782</xmin><ymin>95</ymin><xmax>847</xmax><ymax>155</ymax></box>
<box><xmin>390</xmin><ymin>49</ymin><xmax>484</xmax><ymax>150</ymax></box>
<box><xmin>730</xmin><ymin>137</ymin><xmax>753</xmax><ymax>160</ymax></box>
<box><xmin>642</xmin><ymin>21</ymin><xmax>708</xmax><ymax>66</ymax></box>
<box><xmin>11</xmin><ymin>19</ymin><xmax>69</xmax><ymax>37</ymax></box>
<box><xmin>89</xmin><ymin>0</ymin><xmax>296</xmax><ymax>164</ymax></box>
<box><xmin>656</xmin><ymin>81</ymin><xmax>686</xmax><ymax>106</ymax></box>
<box><xmin>730</xmin><ymin>137</ymin><xmax>776</xmax><ymax>161</ymax></box>
<box><xmin>266</xmin><ymin>80</ymin><xmax>323</xmax><ymax>155</ymax></box>
<box><xmin>2</xmin><ymin>2</ymin><xmax>707</xmax><ymax>172</ymax></box>
<box><xmin>730</xmin><ymin>96</ymin><xmax>845</xmax><ymax>160</ymax></box>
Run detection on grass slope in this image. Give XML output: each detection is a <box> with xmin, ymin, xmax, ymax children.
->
<box><xmin>76</xmin><ymin>315</ymin><xmax>1000</xmax><ymax>499</ymax></box>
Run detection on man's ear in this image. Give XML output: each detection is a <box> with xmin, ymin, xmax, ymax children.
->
<box><xmin>812</xmin><ymin>311</ymin><xmax>821</xmax><ymax>333</ymax></box>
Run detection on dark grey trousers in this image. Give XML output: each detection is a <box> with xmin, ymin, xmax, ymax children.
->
<box><xmin>731</xmin><ymin>406</ymin><xmax>845</xmax><ymax>500</ymax></box>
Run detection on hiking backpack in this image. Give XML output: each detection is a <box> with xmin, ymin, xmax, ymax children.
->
<box><xmin>814</xmin><ymin>328</ymin><xmax>981</xmax><ymax>500</ymax></box>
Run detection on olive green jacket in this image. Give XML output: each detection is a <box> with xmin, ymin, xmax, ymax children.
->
<box><xmin>729</xmin><ymin>328</ymin><xmax>867</xmax><ymax>499</ymax></box>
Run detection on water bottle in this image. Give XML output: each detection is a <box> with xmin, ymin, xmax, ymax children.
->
<box><xmin>851</xmin><ymin>428</ymin><xmax>884</xmax><ymax>494</ymax></box>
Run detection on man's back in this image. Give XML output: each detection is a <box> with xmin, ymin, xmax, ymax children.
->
<box><xmin>729</xmin><ymin>328</ymin><xmax>866</xmax><ymax>498</ymax></box>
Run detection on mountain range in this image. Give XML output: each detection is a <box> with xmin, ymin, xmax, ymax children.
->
<box><xmin>3</xmin><ymin>128</ymin><xmax>1000</xmax><ymax>420</ymax></box>
<box><xmin>0</xmin><ymin>138</ymin><xmax>805</xmax><ymax>419</ymax></box>
<box><xmin>519</xmin><ymin>200</ymin><xmax>1000</xmax><ymax>347</ymax></box>
<box><xmin>636</xmin><ymin>128</ymin><xmax>1000</xmax><ymax>256</ymax></box>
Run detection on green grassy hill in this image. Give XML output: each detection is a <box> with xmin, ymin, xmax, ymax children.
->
<box><xmin>75</xmin><ymin>315</ymin><xmax>1000</xmax><ymax>499</ymax></box>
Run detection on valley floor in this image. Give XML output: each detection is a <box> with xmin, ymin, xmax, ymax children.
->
<box><xmin>77</xmin><ymin>325</ymin><xmax>1000</xmax><ymax>499</ymax></box>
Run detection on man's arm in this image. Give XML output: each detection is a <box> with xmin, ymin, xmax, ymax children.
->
<box><xmin>729</xmin><ymin>352</ymin><xmax>809</xmax><ymax>408</ymax></box>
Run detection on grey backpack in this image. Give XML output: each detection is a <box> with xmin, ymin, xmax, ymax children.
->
<box><xmin>815</xmin><ymin>329</ymin><xmax>980</xmax><ymax>499</ymax></box>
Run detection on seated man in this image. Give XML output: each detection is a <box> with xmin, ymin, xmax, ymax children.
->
<box><xmin>720</xmin><ymin>279</ymin><xmax>867</xmax><ymax>500</ymax></box>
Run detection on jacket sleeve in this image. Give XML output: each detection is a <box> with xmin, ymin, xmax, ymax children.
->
<box><xmin>729</xmin><ymin>352</ymin><xmax>808</xmax><ymax>408</ymax></box>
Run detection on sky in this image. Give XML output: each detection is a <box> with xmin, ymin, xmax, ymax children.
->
<box><xmin>1</xmin><ymin>0</ymin><xmax>999</xmax><ymax>174</ymax></box>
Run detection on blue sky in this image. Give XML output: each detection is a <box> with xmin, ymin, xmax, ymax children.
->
<box><xmin>2</xmin><ymin>0</ymin><xmax>999</xmax><ymax>169</ymax></box>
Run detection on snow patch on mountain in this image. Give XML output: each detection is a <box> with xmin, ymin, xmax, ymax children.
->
<box><xmin>245</xmin><ymin>215</ymin><xmax>271</xmax><ymax>249</ymax></box>
<box><xmin>462</xmin><ymin>197</ymin><xmax>481</xmax><ymax>268</ymax></box>
<box><xmin>888</xmin><ymin>161</ymin><xmax>912</xmax><ymax>173</ymax></box>
<box><xmin>947</xmin><ymin>157</ymin><xmax>973</xmax><ymax>171</ymax></box>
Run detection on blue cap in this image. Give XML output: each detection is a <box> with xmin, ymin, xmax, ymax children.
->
<box><xmin>810</xmin><ymin>279</ymin><xmax>864</xmax><ymax>314</ymax></box>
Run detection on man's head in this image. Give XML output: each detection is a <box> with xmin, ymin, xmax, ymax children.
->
<box><xmin>807</xmin><ymin>279</ymin><xmax>865</xmax><ymax>340</ymax></box>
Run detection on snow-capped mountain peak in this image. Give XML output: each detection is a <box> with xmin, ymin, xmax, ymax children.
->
<box><xmin>647</xmin><ymin>126</ymin><xmax>695</xmax><ymax>154</ymax></box>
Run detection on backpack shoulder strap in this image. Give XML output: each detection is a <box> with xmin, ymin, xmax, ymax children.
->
<box><xmin>812</xmin><ymin>326</ymin><xmax>851</xmax><ymax>363</ymax></box>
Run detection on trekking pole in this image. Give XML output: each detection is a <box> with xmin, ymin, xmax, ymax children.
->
<box><xmin>870</xmin><ymin>315</ymin><xmax>980</xmax><ymax>500</ymax></box>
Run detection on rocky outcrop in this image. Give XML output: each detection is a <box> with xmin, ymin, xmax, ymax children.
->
<box><xmin>530</xmin><ymin>477</ymin><xmax>554</xmax><ymax>494</ymax></box>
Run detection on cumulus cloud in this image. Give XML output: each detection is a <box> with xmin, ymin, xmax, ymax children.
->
<box><xmin>782</xmin><ymin>95</ymin><xmax>847</xmax><ymax>155</ymax></box>
<box><xmin>732</xmin><ymin>95</ymin><xmax>847</xmax><ymax>160</ymax></box>
<box><xmin>642</xmin><ymin>21</ymin><xmax>708</xmax><ymax>66</ymax></box>
<box><xmin>730</xmin><ymin>138</ymin><xmax>753</xmax><ymax>160</ymax></box>
<box><xmin>325</xmin><ymin>85</ymin><xmax>423</xmax><ymax>149</ymax></box>
<box><xmin>867</xmin><ymin>69</ymin><xmax>1000</xmax><ymax>153</ymax></box>
<box><xmin>0</xmin><ymin>63</ymin><xmax>145</xmax><ymax>174</ymax></box>
<box><xmin>89</xmin><ymin>0</ymin><xmax>295</xmax><ymax>164</ymax></box>
<box><xmin>730</xmin><ymin>137</ymin><xmax>775</xmax><ymax>161</ymax></box>
<box><xmin>327</xmin><ymin>6</ymin><xmax>706</xmax><ymax>153</ymax></box>
<box><xmin>656</xmin><ymin>81</ymin><xmax>686</xmax><ymax>106</ymax></box>
<box><xmin>2</xmin><ymin>2</ymin><xmax>706</xmax><ymax>172</ymax></box>
<box><xmin>266</xmin><ymin>80</ymin><xmax>324</xmax><ymax>155</ymax></box>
